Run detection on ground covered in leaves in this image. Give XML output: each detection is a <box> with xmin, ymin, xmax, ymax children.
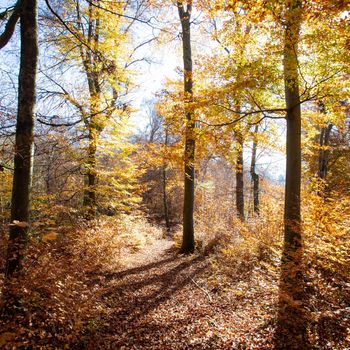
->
<box><xmin>1</xmin><ymin>221</ymin><xmax>349</xmax><ymax>350</ymax></box>
<box><xmin>76</xmin><ymin>239</ymin><xmax>279</xmax><ymax>350</ymax></box>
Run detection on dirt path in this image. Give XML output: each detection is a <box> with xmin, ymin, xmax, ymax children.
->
<box><xmin>78</xmin><ymin>239</ymin><xmax>275</xmax><ymax>350</ymax></box>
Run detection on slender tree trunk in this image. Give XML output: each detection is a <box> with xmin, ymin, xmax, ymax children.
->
<box><xmin>235</xmin><ymin>132</ymin><xmax>244</xmax><ymax>221</ymax></box>
<box><xmin>162</xmin><ymin>167</ymin><xmax>170</xmax><ymax>231</ymax></box>
<box><xmin>162</xmin><ymin>129</ymin><xmax>170</xmax><ymax>232</ymax></box>
<box><xmin>5</xmin><ymin>0</ymin><xmax>38</xmax><ymax>278</ymax></box>
<box><xmin>250</xmin><ymin>124</ymin><xmax>260</xmax><ymax>215</ymax></box>
<box><xmin>318</xmin><ymin>127</ymin><xmax>332</xmax><ymax>180</ymax></box>
<box><xmin>277</xmin><ymin>0</ymin><xmax>309</xmax><ymax>348</ymax></box>
<box><xmin>83</xmin><ymin>124</ymin><xmax>98</xmax><ymax>217</ymax></box>
<box><xmin>178</xmin><ymin>1</ymin><xmax>195</xmax><ymax>253</ymax></box>
<box><xmin>317</xmin><ymin>102</ymin><xmax>332</xmax><ymax>180</ymax></box>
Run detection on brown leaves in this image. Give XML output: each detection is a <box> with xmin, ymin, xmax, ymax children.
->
<box><xmin>9</xmin><ymin>220</ymin><xmax>29</xmax><ymax>228</ymax></box>
<box><xmin>0</xmin><ymin>332</ymin><xmax>16</xmax><ymax>346</ymax></box>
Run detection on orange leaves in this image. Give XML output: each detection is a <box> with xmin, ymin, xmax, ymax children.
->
<box><xmin>42</xmin><ymin>232</ymin><xmax>59</xmax><ymax>242</ymax></box>
<box><xmin>0</xmin><ymin>332</ymin><xmax>16</xmax><ymax>346</ymax></box>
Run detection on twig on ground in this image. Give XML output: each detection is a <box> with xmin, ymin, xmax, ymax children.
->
<box><xmin>190</xmin><ymin>277</ymin><xmax>213</xmax><ymax>302</ymax></box>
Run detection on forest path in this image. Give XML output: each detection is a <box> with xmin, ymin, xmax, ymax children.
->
<box><xmin>80</xmin><ymin>238</ymin><xmax>221</xmax><ymax>349</ymax></box>
<box><xmin>79</xmin><ymin>239</ymin><xmax>274</xmax><ymax>350</ymax></box>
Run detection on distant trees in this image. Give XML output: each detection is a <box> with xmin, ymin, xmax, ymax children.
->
<box><xmin>135</xmin><ymin>99</ymin><xmax>188</xmax><ymax>232</ymax></box>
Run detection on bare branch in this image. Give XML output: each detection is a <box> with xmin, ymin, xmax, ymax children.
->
<box><xmin>37</xmin><ymin>115</ymin><xmax>82</xmax><ymax>127</ymax></box>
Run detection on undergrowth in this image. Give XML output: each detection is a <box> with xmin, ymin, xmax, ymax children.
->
<box><xmin>191</xmin><ymin>185</ymin><xmax>350</xmax><ymax>349</ymax></box>
<box><xmin>0</xmin><ymin>214</ymin><xmax>163</xmax><ymax>349</ymax></box>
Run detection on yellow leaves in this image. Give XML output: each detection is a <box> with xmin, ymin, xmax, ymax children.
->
<box><xmin>303</xmin><ymin>185</ymin><xmax>350</xmax><ymax>277</ymax></box>
<box><xmin>42</xmin><ymin>232</ymin><xmax>59</xmax><ymax>242</ymax></box>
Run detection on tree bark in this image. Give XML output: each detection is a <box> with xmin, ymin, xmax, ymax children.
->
<box><xmin>250</xmin><ymin>124</ymin><xmax>259</xmax><ymax>215</ymax></box>
<box><xmin>277</xmin><ymin>0</ymin><xmax>309</xmax><ymax>348</ymax></box>
<box><xmin>5</xmin><ymin>0</ymin><xmax>38</xmax><ymax>278</ymax></box>
<box><xmin>178</xmin><ymin>1</ymin><xmax>195</xmax><ymax>253</ymax></box>
<box><xmin>162</xmin><ymin>166</ymin><xmax>170</xmax><ymax>231</ymax></box>
<box><xmin>235</xmin><ymin>131</ymin><xmax>245</xmax><ymax>221</ymax></box>
<box><xmin>317</xmin><ymin>102</ymin><xmax>332</xmax><ymax>180</ymax></box>
<box><xmin>83</xmin><ymin>124</ymin><xmax>98</xmax><ymax>217</ymax></box>
<box><xmin>162</xmin><ymin>129</ymin><xmax>170</xmax><ymax>232</ymax></box>
<box><xmin>318</xmin><ymin>124</ymin><xmax>332</xmax><ymax>179</ymax></box>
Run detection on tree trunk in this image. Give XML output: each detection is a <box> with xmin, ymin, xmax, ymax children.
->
<box><xmin>5</xmin><ymin>0</ymin><xmax>38</xmax><ymax>279</ymax></box>
<box><xmin>317</xmin><ymin>102</ymin><xmax>332</xmax><ymax>180</ymax></box>
<box><xmin>318</xmin><ymin>127</ymin><xmax>332</xmax><ymax>180</ymax></box>
<box><xmin>162</xmin><ymin>166</ymin><xmax>170</xmax><ymax>231</ymax></box>
<box><xmin>162</xmin><ymin>129</ymin><xmax>171</xmax><ymax>232</ymax></box>
<box><xmin>235</xmin><ymin>132</ymin><xmax>244</xmax><ymax>221</ymax></box>
<box><xmin>81</xmin><ymin>2</ymin><xmax>101</xmax><ymax>218</ymax></box>
<box><xmin>83</xmin><ymin>124</ymin><xmax>98</xmax><ymax>218</ymax></box>
<box><xmin>250</xmin><ymin>124</ymin><xmax>260</xmax><ymax>215</ymax></box>
<box><xmin>178</xmin><ymin>1</ymin><xmax>195</xmax><ymax>253</ymax></box>
<box><xmin>277</xmin><ymin>0</ymin><xmax>309</xmax><ymax>348</ymax></box>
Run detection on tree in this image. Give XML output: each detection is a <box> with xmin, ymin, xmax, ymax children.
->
<box><xmin>0</xmin><ymin>1</ymin><xmax>21</xmax><ymax>49</ymax></box>
<box><xmin>250</xmin><ymin>124</ymin><xmax>259</xmax><ymax>214</ymax></box>
<box><xmin>234</xmin><ymin>128</ymin><xmax>245</xmax><ymax>220</ymax></box>
<box><xmin>1</xmin><ymin>0</ymin><xmax>38</xmax><ymax>279</ymax></box>
<box><xmin>42</xmin><ymin>0</ymin><xmax>136</xmax><ymax>217</ymax></box>
<box><xmin>177</xmin><ymin>1</ymin><xmax>195</xmax><ymax>253</ymax></box>
<box><xmin>277</xmin><ymin>0</ymin><xmax>307</xmax><ymax>347</ymax></box>
<box><xmin>135</xmin><ymin>104</ymin><xmax>177</xmax><ymax>231</ymax></box>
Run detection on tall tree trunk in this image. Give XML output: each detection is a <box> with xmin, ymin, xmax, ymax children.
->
<box><xmin>250</xmin><ymin>124</ymin><xmax>260</xmax><ymax>215</ymax></box>
<box><xmin>277</xmin><ymin>0</ymin><xmax>308</xmax><ymax>348</ymax></box>
<box><xmin>81</xmin><ymin>2</ymin><xmax>101</xmax><ymax>218</ymax></box>
<box><xmin>5</xmin><ymin>0</ymin><xmax>38</xmax><ymax>278</ymax></box>
<box><xmin>178</xmin><ymin>1</ymin><xmax>195</xmax><ymax>253</ymax></box>
<box><xmin>235</xmin><ymin>132</ymin><xmax>244</xmax><ymax>221</ymax></box>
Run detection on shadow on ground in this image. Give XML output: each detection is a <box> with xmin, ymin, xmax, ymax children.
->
<box><xmin>76</xmin><ymin>252</ymin><xmax>209</xmax><ymax>349</ymax></box>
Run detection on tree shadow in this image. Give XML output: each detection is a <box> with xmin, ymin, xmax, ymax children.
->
<box><xmin>78</xmin><ymin>254</ymin><xmax>208</xmax><ymax>349</ymax></box>
<box><xmin>274</xmin><ymin>257</ymin><xmax>349</xmax><ymax>349</ymax></box>
<box><xmin>274</xmin><ymin>254</ymin><xmax>311</xmax><ymax>350</ymax></box>
<box><xmin>104</xmin><ymin>254</ymin><xmax>179</xmax><ymax>280</ymax></box>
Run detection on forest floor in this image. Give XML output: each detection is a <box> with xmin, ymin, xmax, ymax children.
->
<box><xmin>1</xmin><ymin>220</ymin><xmax>349</xmax><ymax>349</ymax></box>
<box><xmin>76</xmin><ymin>238</ymin><xmax>279</xmax><ymax>350</ymax></box>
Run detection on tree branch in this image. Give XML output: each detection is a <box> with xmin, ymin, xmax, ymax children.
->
<box><xmin>0</xmin><ymin>0</ymin><xmax>22</xmax><ymax>50</ymax></box>
<box><xmin>37</xmin><ymin>115</ymin><xmax>82</xmax><ymax>127</ymax></box>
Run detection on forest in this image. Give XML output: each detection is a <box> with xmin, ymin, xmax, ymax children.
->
<box><xmin>0</xmin><ymin>0</ymin><xmax>349</xmax><ymax>349</ymax></box>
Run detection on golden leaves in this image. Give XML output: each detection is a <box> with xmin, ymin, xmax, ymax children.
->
<box><xmin>42</xmin><ymin>232</ymin><xmax>59</xmax><ymax>242</ymax></box>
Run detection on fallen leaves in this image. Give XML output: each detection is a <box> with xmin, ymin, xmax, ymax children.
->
<box><xmin>42</xmin><ymin>232</ymin><xmax>59</xmax><ymax>242</ymax></box>
<box><xmin>9</xmin><ymin>220</ymin><xmax>29</xmax><ymax>228</ymax></box>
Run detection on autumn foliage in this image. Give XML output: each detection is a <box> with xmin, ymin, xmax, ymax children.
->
<box><xmin>0</xmin><ymin>0</ymin><xmax>350</xmax><ymax>349</ymax></box>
